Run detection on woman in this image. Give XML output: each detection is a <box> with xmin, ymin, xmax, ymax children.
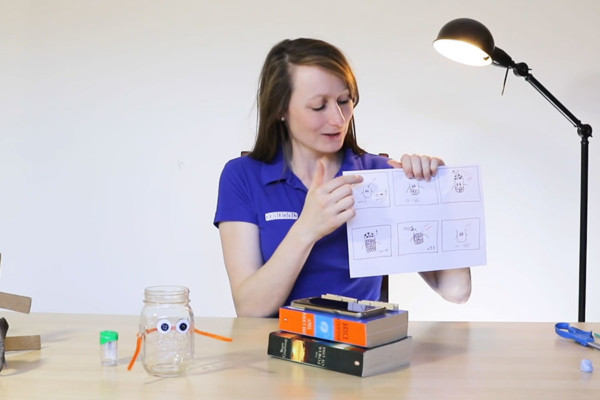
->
<box><xmin>214</xmin><ymin>38</ymin><xmax>471</xmax><ymax>317</ymax></box>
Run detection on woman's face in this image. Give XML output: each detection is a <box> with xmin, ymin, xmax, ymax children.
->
<box><xmin>285</xmin><ymin>65</ymin><xmax>354</xmax><ymax>159</ymax></box>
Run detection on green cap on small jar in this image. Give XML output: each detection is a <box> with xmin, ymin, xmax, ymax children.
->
<box><xmin>100</xmin><ymin>330</ymin><xmax>119</xmax><ymax>344</ymax></box>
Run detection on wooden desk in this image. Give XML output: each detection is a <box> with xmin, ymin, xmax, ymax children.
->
<box><xmin>1</xmin><ymin>313</ymin><xmax>598</xmax><ymax>399</ymax></box>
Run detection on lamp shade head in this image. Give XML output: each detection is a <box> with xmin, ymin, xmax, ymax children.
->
<box><xmin>433</xmin><ymin>18</ymin><xmax>495</xmax><ymax>66</ymax></box>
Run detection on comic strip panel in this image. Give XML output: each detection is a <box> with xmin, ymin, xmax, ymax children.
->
<box><xmin>442</xmin><ymin>218</ymin><xmax>481</xmax><ymax>251</ymax></box>
<box><xmin>438</xmin><ymin>166</ymin><xmax>481</xmax><ymax>203</ymax></box>
<box><xmin>397</xmin><ymin>221</ymin><xmax>439</xmax><ymax>255</ymax></box>
<box><xmin>352</xmin><ymin>171</ymin><xmax>391</xmax><ymax>209</ymax></box>
<box><xmin>393</xmin><ymin>171</ymin><xmax>439</xmax><ymax>206</ymax></box>
<box><xmin>350</xmin><ymin>225</ymin><xmax>393</xmax><ymax>260</ymax></box>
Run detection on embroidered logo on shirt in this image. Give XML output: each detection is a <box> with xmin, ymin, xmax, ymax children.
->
<box><xmin>265</xmin><ymin>211</ymin><xmax>299</xmax><ymax>221</ymax></box>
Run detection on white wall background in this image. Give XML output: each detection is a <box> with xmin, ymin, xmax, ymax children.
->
<box><xmin>1</xmin><ymin>0</ymin><xmax>598</xmax><ymax>321</ymax></box>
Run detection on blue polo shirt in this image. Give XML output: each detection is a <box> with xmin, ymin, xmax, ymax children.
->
<box><xmin>214</xmin><ymin>147</ymin><xmax>392</xmax><ymax>306</ymax></box>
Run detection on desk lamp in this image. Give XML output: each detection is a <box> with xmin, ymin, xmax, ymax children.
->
<box><xmin>433</xmin><ymin>18</ymin><xmax>593</xmax><ymax>322</ymax></box>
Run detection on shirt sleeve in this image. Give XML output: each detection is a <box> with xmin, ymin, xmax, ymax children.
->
<box><xmin>213</xmin><ymin>158</ymin><xmax>259</xmax><ymax>227</ymax></box>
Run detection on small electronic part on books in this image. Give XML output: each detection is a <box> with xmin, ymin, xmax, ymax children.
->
<box><xmin>321</xmin><ymin>293</ymin><xmax>400</xmax><ymax>311</ymax></box>
<box><xmin>291</xmin><ymin>296</ymin><xmax>386</xmax><ymax>319</ymax></box>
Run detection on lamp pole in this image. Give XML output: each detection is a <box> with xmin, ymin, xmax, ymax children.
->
<box><xmin>502</xmin><ymin>60</ymin><xmax>592</xmax><ymax>322</ymax></box>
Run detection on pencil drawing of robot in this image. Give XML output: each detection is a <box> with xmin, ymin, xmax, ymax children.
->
<box><xmin>364</xmin><ymin>231</ymin><xmax>377</xmax><ymax>252</ymax></box>
<box><xmin>407</xmin><ymin>181</ymin><xmax>423</xmax><ymax>196</ymax></box>
<box><xmin>452</xmin><ymin>171</ymin><xmax>465</xmax><ymax>193</ymax></box>
<box><xmin>360</xmin><ymin>183</ymin><xmax>375</xmax><ymax>198</ymax></box>
<box><xmin>405</xmin><ymin>225</ymin><xmax>427</xmax><ymax>245</ymax></box>
<box><xmin>456</xmin><ymin>228</ymin><xmax>467</xmax><ymax>243</ymax></box>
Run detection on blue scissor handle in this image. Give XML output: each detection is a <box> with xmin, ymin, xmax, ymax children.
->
<box><xmin>555</xmin><ymin>322</ymin><xmax>595</xmax><ymax>346</ymax></box>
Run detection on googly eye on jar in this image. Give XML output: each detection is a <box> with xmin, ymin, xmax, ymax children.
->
<box><xmin>139</xmin><ymin>286</ymin><xmax>194</xmax><ymax>377</ymax></box>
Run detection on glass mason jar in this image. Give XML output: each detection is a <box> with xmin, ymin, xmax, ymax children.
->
<box><xmin>139</xmin><ymin>285</ymin><xmax>195</xmax><ymax>377</ymax></box>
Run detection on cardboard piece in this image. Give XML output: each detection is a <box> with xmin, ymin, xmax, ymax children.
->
<box><xmin>0</xmin><ymin>292</ymin><xmax>32</xmax><ymax>314</ymax></box>
<box><xmin>5</xmin><ymin>335</ymin><xmax>42</xmax><ymax>351</ymax></box>
<box><xmin>0</xmin><ymin>253</ymin><xmax>42</xmax><ymax>361</ymax></box>
<box><xmin>0</xmin><ymin>254</ymin><xmax>32</xmax><ymax>314</ymax></box>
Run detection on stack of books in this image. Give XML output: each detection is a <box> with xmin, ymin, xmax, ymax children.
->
<box><xmin>267</xmin><ymin>294</ymin><xmax>412</xmax><ymax>377</ymax></box>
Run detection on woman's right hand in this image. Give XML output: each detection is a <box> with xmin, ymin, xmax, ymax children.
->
<box><xmin>220</xmin><ymin>160</ymin><xmax>362</xmax><ymax>317</ymax></box>
<box><xmin>294</xmin><ymin>160</ymin><xmax>363</xmax><ymax>243</ymax></box>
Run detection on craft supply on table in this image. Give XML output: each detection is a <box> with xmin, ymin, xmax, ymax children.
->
<box><xmin>100</xmin><ymin>330</ymin><xmax>119</xmax><ymax>366</ymax></box>
<box><xmin>580</xmin><ymin>359</ymin><xmax>593</xmax><ymax>373</ymax></box>
<box><xmin>555</xmin><ymin>322</ymin><xmax>600</xmax><ymax>350</ymax></box>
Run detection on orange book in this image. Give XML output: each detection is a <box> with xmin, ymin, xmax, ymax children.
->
<box><xmin>279</xmin><ymin>306</ymin><xmax>408</xmax><ymax>348</ymax></box>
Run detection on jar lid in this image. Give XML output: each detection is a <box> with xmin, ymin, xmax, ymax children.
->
<box><xmin>100</xmin><ymin>330</ymin><xmax>119</xmax><ymax>344</ymax></box>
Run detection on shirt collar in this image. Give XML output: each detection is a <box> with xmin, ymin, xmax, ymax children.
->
<box><xmin>262</xmin><ymin>148</ymin><xmax>291</xmax><ymax>185</ymax></box>
<box><xmin>261</xmin><ymin>147</ymin><xmax>356</xmax><ymax>186</ymax></box>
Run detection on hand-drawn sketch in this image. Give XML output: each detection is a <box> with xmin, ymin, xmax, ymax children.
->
<box><xmin>352</xmin><ymin>171</ymin><xmax>390</xmax><ymax>208</ymax></box>
<box><xmin>344</xmin><ymin>165</ymin><xmax>486</xmax><ymax>277</ymax></box>
<box><xmin>350</xmin><ymin>225</ymin><xmax>392</xmax><ymax>260</ymax></box>
<box><xmin>393</xmin><ymin>171</ymin><xmax>439</xmax><ymax>206</ymax></box>
<box><xmin>442</xmin><ymin>218</ymin><xmax>480</xmax><ymax>251</ymax></box>
<box><xmin>397</xmin><ymin>221</ymin><xmax>439</xmax><ymax>255</ymax></box>
<box><xmin>438</xmin><ymin>166</ymin><xmax>481</xmax><ymax>203</ymax></box>
<box><xmin>452</xmin><ymin>171</ymin><xmax>466</xmax><ymax>193</ymax></box>
<box><xmin>364</xmin><ymin>232</ymin><xmax>377</xmax><ymax>252</ymax></box>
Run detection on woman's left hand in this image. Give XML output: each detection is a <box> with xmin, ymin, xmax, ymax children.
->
<box><xmin>388</xmin><ymin>154</ymin><xmax>445</xmax><ymax>181</ymax></box>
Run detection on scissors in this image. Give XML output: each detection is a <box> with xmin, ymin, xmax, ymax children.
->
<box><xmin>555</xmin><ymin>322</ymin><xmax>600</xmax><ymax>350</ymax></box>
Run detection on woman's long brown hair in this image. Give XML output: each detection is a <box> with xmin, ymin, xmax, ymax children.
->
<box><xmin>249</xmin><ymin>38</ymin><xmax>365</xmax><ymax>163</ymax></box>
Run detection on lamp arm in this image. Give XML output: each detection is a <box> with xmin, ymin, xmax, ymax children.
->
<box><xmin>511</xmin><ymin>62</ymin><xmax>593</xmax><ymax>139</ymax></box>
<box><xmin>509</xmin><ymin>59</ymin><xmax>592</xmax><ymax>322</ymax></box>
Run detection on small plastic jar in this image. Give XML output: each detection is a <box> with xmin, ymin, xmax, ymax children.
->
<box><xmin>139</xmin><ymin>286</ymin><xmax>194</xmax><ymax>377</ymax></box>
<box><xmin>100</xmin><ymin>330</ymin><xmax>119</xmax><ymax>366</ymax></box>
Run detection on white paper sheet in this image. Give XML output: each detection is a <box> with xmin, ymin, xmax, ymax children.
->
<box><xmin>344</xmin><ymin>165</ymin><xmax>486</xmax><ymax>277</ymax></box>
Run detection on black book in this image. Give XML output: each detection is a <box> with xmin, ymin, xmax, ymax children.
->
<box><xmin>267</xmin><ymin>330</ymin><xmax>412</xmax><ymax>377</ymax></box>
